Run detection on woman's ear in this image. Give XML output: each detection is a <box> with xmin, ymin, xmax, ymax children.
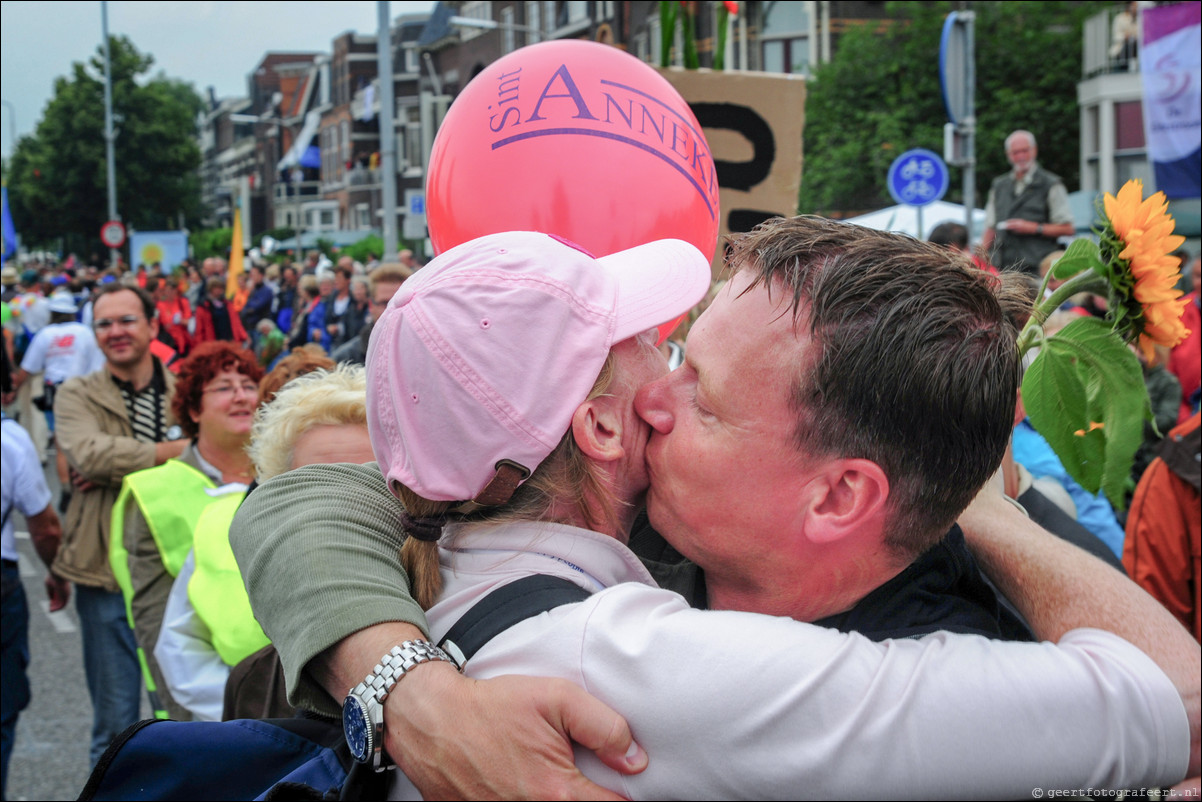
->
<box><xmin>570</xmin><ymin>396</ymin><xmax>624</xmax><ymax>463</ymax></box>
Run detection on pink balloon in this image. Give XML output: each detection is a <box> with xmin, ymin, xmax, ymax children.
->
<box><xmin>427</xmin><ymin>40</ymin><xmax>720</xmax><ymax>287</ymax></box>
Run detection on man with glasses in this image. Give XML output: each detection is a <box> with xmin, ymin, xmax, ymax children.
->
<box><xmin>52</xmin><ymin>283</ymin><xmax>189</xmax><ymax>765</ymax></box>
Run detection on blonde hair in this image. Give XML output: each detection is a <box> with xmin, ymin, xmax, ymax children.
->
<box><xmin>400</xmin><ymin>353</ymin><xmax>619</xmax><ymax>608</ymax></box>
<box><xmin>247</xmin><ymin>364</ymin><xmax>368</xmax><ymax>481</ymax></box>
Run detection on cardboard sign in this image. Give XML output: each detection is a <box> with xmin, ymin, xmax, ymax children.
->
<box><xmin>657</xmin><ymin>68</ymin><xmax>807</xmax><ymax>276</ymax></box>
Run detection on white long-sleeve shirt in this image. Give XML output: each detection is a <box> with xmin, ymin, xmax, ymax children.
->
<box><xmin>390</xmin><ymin>519</ymin><xmax>1188</xmax><ymax>801</ymax></box>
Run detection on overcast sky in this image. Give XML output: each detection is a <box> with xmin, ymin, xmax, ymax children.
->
<box><xmin>0</xmin><ymin>0</ymin><xmax>438</xmax><ymax>159</ymax></box>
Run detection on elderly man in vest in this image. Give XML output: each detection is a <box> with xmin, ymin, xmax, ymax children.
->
<box><xmin>980</xmin><ymin>130</ymin><xmax>1076</xmax><ymax>275</ymax></box>
<box><xmin>53</xmin><ymin>283</ymin><xmax>188</xmax><ymax>764</ymax></box>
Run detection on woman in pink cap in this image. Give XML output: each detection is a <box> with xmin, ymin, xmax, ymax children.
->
<box><xmin>369</xmin><ymin>231</ymin><xmax>710</xmax><ymax>616</ymax></box>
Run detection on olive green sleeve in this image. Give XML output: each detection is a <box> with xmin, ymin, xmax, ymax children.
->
<box><xmin>229</xmin><ymin>461</ymin><xmax>427</xmax><ymax>716</ymax></box>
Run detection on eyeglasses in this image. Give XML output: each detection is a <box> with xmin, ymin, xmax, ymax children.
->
<box><xmin>94</xmin><ymin>315</ymin><xmax>146</xmax><ymax>332</ymax></box>
<box><xmin>203</xmin><ymin>381</ymin><xmax>260</xmax><ymax>399</ymax></box>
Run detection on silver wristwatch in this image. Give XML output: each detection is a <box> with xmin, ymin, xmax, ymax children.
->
<box><xmin>341</xmin><ymin>640</ymin><xmax>459</xmax><ymax>772</ymax></box>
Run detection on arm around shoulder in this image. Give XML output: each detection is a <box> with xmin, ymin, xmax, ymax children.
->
<box><xmin>229</xmin><ymin>462</ymin><xmax>429</xmax><ymax>716</ymax></box>
<box><xmin>959</xmin><ymin>486</ymin><xmax>1201</xmax><ymax>777</ymax></box>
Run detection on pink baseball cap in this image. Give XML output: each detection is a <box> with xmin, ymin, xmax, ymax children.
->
<box><xmin>366</xmin><ymin>231</ymin><xmax>711</xmax><ymax>503</ymax></box>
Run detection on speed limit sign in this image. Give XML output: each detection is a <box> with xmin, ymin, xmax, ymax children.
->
<box><xmin>100</xmin><ymin>220</ymin><xmax>126</xmax><ymax>249</ymax></box>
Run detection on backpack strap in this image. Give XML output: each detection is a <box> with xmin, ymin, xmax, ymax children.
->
<box><xmin>438</xmin><ymin>574</ymin><xmax>592</xmax><ymax>668</ymax></box>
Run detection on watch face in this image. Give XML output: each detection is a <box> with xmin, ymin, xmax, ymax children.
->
<box><xmin>165</xmin><ymin>425</ymin><xmax>183</xmax><ymax>441</ymax></box>
<box><xmin>343</xmin><ymin>696</ymin><xmax>371</xmax><ymax>763</ymax></box>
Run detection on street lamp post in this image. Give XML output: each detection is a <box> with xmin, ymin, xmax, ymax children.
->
<box><xmin>377</xmin><ymin>1</ymin><xmax>399</xmax><ymax>260</ymax></box>
<box><xmin>102</xmin><ymin>1</ymin><xmax>121</xmax><ymax>268</ymax></box>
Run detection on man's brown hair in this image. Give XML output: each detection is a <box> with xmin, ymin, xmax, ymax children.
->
<box><xmin>93</xmin><ymin>282</ymin><xmax>156</xmax><ymax>321</ymax></box>
<box><xmin>728</xmin><ymin>215</ymin><xmax>1025</xmax><ymax>557</ymax></box>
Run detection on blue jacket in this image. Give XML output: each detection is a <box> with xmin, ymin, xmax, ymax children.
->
<box><xmin>307</xmin><ymin>299</ymin><xmax>331</xmax><ymax>351</ymax></box>
<box><xmin>1012</xmin><ymin>419</ymin><xmax>1126</xmax><ymax>558</ymax></box>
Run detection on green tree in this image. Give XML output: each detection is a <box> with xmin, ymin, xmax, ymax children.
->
<box><xmin>189</xmin><ymin>227</ymin><xmax>233</xmax><ymax>262</ymax></box>
<box><xmin>6</xmin><ymin>36</ymin><xmax>204</xmax><ymax>255</ymax></box>
<box><xmin>799</xmin><ymin>1</ymin><xmax>1107</xmax><ymax>216</ymax></box>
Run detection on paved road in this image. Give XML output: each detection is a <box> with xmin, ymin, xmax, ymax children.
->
<box><xmin>7</xmin><ymin>455</ymin><xmax>150</xmax><ymax>801</ymax></box>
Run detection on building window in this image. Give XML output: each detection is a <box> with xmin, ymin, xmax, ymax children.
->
<box><xmin>322</xmin><ymin>128</ymin><xmax>332</xmax><ymax>183</ymax></box>
<box><xmin>1116</xmin><ymin>154</ymin><xmax>1153</xmax><ymax>187</ymax></box>
<box><xmin>356</xmin><ymin>203</ymin><xmax>372</xmax><ymax>229</ymax></box>
<box><xmin>596</xmin><ymin>1</ymin><xmax>614</xmax><ymax>22</ymax></box>
<box><xmin>556</xmin><ymin>1</ymin><xmax>588</xmax><ymax>28</ymax></box>
<box><xmin>761</xmin><ymin>0</ymin><xmax>813</xmax><ymax>76</ymax></box>
<box><xmin>1115</xmin><ymin>100</ymin><xmax>1145</xmax><ymax>150</ymax></box>
<box><xmin>501</xmin><ymin>5</ymin><xmax>516</xmax><ymax>54</ymax></box>
<box><xmin>320</xmin><ymin>209</ymin><xmax>336</xmax><ymax>228</ymax></box>
<box><xmin>404</xmin><ymin>105</ymin><xmax>422</xmax><ymax>172</ymax></box>
<box><xmin>403</xmin><ymin>47</ymin><xmax>419</xmax><ymax>73</ymax></box>
<box><xmin>459</xmin><ymin>0</ymin><xmax>493</xmax><ymax>41</ymax></box>
<box><xmin>1084</xmin><ymin>106</ymin><xmax>1100</xmax><ymax>157</ymax></box>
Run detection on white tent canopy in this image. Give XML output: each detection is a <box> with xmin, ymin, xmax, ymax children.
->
<box><xmin>845</xmin><ymin>201</ymin><xmax>987</xmax><ymax>244</ymax></box>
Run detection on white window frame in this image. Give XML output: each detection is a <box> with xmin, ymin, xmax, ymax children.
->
<box><xmin>760</xmin><ymin>0</ymin><xmax>816</xmax><ymax>76</ymax></box>
<box><xmin>355</xmin><ymin>202</ymin><xmax>372</xmax><ymax>230</ymax></box>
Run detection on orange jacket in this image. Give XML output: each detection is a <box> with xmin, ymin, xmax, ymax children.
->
<box><xmin>1123</xmin><ymin>412</ymin><xmax>1202</xmax><ymax>642</ymax></box>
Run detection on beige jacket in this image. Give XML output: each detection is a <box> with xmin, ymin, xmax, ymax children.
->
<box><xmin>53</xmin><ymin>363</ymin><xmax>177</xmax><ymax>590</ymax></box>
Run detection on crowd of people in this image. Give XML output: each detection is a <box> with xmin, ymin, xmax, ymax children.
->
<box><xmin>0</xmin><ymin>248</ymin><xmax>415</xmax><ymax>796</ymax></box>
<box><xmin>1</xmin><ymin>246</ymin><xmax>420</xmax><ymax>387</ymax></box>
<box><xmin>0</xmin><ymin>150</ymin><xmax>1199</xmax><ymax>797</ymax></box>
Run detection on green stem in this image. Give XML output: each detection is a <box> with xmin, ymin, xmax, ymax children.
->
<box><xmin>1016</xmin><ymin>272</ymin><xmax>1110</xmax><ymax>356</ymax></box>
<box><xmin>682</xmin><ymin>5</ymin><xmax>699</xmax><ymax>69</ymax></box>
<box><xmin>715</xmin><ymin>6</ymin><xmax>730</xmax><ymax>70</ymax></box>
<box><xmin>660</xmin><ymin>1</ymin><xmax>677</xmax><ymax>68</ymax></box>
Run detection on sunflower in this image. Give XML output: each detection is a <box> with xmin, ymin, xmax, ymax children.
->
<box><xmin>1100</xmin><ymin>180</ymin><xmax>1189</xmax><ymax>355</ymax></box>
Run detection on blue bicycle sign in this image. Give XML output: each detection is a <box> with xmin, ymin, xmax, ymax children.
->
<box><xmin>887</xmin><ymin>149</ymin><xmax>950</xmax><ymax>207</ymax></box>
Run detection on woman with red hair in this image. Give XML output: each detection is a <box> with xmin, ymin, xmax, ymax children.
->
<box><xmin>109</xmin><ymin>341</ymin><xmax>263</xmax><ymax>720</ymax></box>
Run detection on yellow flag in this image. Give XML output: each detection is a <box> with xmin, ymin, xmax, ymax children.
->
<box><xmin>226</xmin><ymin>204</ymin><xmax>244</xmax><ymax>299</ymax></box>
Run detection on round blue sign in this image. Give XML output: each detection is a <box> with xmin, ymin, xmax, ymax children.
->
<box><xmin>886</xmin><ymin>149</ymin><xmax>950</xmax><ymax>207</ymax></box>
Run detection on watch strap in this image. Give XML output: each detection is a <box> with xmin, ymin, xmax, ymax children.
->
<box><xmin>351</xmin><ymin>640</ymin><xmax>459</xmax><ymax>705</ymax></box>
<box><xmin>345</xmin><ymin>640</ymin><xmax>459</xmax><ymax>772</ymax></box>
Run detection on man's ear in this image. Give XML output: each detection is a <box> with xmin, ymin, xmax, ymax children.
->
<box><xmin>570</xmin><ymin>396</ymin><xmax>623</xmax><ymax>464</ymax></box>
<box><xmin>800</xmin><ymin>459</ymin><xmax>889</xmax><ymax>545</ymax></box>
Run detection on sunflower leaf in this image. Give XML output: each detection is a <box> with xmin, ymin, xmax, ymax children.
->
<box><xmin>1051</xmin><ymin>238</ymin><xmax>1104</xmax><ymax>280</ymax></box>
<box><xmin>1021</xmin><ymin>317</ymin><xmax>1149</xmax><ymax>510</ymax></box>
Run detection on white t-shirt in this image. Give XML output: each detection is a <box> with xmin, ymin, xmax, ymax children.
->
<box><xmin>19</xmin><ymin>321</ymin><xmax>104</xmax><ymax>384</ymax></box>
<box><xmin>1</xmin><ymin>417</ymin><xmax>53</xmax><ymax>562</ymax></box>
<box><xmin>14</xmin><ymin>293</ymin><xmax>50</xmax><ymax>334</ymax></box>
<box><xmin>389</xmin><ymin>520</ymin><xmax>1189</xmax><ymax>800</ymax></box>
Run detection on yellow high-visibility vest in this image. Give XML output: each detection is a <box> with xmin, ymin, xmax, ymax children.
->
<box><xmin>189</xmin><ymin>492</ymin><xmax>269</xmax><ymax>667</ymax></box>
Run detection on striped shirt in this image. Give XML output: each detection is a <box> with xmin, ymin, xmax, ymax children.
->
<box><xmin>112</xmin><ymin>360</ymin><xmax>168</xmax><ymax>444</ymax></box>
